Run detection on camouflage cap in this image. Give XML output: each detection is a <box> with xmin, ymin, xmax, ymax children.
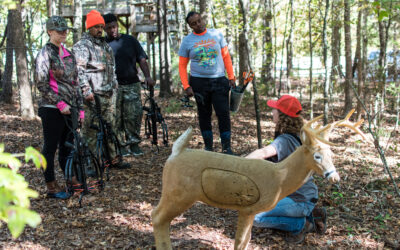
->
<box><xmin>46</xmin><ymin>16</ymin><xmax>73</xmax><ymax>31</ymax></box>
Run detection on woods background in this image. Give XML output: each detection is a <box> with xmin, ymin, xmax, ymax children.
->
<box><xmin>0</xmin><ymin>0</ymin><xmax>400</xmax><ymax>249</ymax></box>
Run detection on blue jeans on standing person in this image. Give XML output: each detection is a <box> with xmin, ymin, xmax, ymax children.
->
<box><xmin>253</xmin><ymin>197</ymin><xmax>316</xmax><ymax>235</ymax></box>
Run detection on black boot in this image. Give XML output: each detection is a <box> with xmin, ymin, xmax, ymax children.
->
<box><xmin>201</xmin><ymin>130</ymin><xmax>213</xmax><ymax>151</ymax></box>
<box><xmin>220</xmin><ymin>131</ymin><xmax>233</xmax><ymax>155</ymax></box>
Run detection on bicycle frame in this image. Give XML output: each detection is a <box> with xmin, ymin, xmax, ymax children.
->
<box><xmin>142</xmin><ymin>84</ymin><xmax>168</xmax><ymax>152</ymax></box>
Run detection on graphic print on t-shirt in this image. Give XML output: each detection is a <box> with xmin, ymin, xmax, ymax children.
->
<box><xmin>193</xmin><ymin>39</ymin><xmax>218</xmax><ymax>68</ymax></box>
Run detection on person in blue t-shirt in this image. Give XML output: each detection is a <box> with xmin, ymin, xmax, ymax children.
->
<box><xmin>178</xmin><ymin>11</ymin><xmax>236</xmax><ymax>154</ymax></box>
<box><xmin>246</xmin><ymin>95</ymin><xmax>327</xmax><ymax>244</ymax></box>
<box><xmin>103</xmin><ymin>13</ymin><xmax>155</xmax><ymax>157</ymax></box>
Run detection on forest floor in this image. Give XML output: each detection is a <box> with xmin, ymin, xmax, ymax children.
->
<box><xmin>1</xmin><ymin>89</ymin><xmax>400</xmax><ymax>249</ymax></box>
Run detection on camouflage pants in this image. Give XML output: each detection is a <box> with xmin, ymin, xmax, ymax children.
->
<box><xmin>115</xmin><ymin>82</ymin><xmax>143</xmax><ymax>146</ymax></box>
<box><xmin>82</xmin><ymin>93</ymin><xmax>117</xmax><ymax>159</ymax></box>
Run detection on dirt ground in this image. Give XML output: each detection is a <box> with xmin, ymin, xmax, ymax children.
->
<box><xmin>1</xmin><ymin>91</ymin><xmax>399</xmax><ymax>249</ymax></box>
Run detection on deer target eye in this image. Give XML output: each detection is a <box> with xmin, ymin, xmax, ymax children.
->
<box><xmin>313</xmin><ymin>152</ymin><xmax>323</xmax><ymax>163</ymax></box>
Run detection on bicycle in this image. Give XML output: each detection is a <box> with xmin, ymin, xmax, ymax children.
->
<box><xmin>142</xmin><ymin>84</ymin><xmax>168</xmax><ymax>152</ymax></box>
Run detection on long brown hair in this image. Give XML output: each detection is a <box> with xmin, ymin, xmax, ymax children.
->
<box><xmin>275</xmin><ymin>110</ymin><xmax>304</xmax><ymax>135</ymax></box>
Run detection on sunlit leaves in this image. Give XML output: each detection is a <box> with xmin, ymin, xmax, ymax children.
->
<box><xmin>0</xmin><ymin>145</ymin><xmax>45</xmax><ymax>238</ymax></box>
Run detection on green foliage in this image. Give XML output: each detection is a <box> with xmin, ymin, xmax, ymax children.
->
<box><xmin>374</xmin><ymin>213</ymin><xmax>391</xmax><ymax>226</ymax></box>
<box><xmin>0</xmin><ymin>0</ymin><xmax>17</xmax><ymax>9</ymax></box>
<box><xmin>0</xmin><ymin>144</ymin><xmax>46</xmax><ymax>238</ymax></box>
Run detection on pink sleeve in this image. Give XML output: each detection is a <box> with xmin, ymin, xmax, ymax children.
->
<box><xmin>56</xmin><ymin>101</ymin><xmax>67</xmax><ymax>112</ymax></box>
<box><xmin>79</xmin><ymin>110</ymin><xmax>85</xmax><ymax>119</ymax></box>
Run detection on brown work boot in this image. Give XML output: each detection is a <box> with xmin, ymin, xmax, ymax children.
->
<box><xmin>312</xmin><ymin>207</ymin><xmax>327</xmax><ymax>234</ymax></box>
<box><xmin>285</xmin><ymin>220</ymin><xmax>314</xmax><ymax>244</ymax></box>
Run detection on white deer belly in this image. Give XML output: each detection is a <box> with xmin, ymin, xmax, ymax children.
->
<box><xmin>201</xmin><ymin>168</ymin><xmax>260</xmax><ymax>206</ymax></box>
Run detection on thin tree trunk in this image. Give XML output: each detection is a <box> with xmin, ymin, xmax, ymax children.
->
<box><xmin>261</xmin><ymin>0</ymin><xmax>273</xmax><ymax>94</ymax></box>
<box><xmin>199</xmin><ymin>0</ymin><xmax>208</xmax><ymax>25</ymax></box>
<box><xmin>286</xmin><ymin>0</ymin><xmax>293</xmax><ymax>91</ymax></box>
<box><xmin>355</xmin><ymin>0</ymin><xmax>364</xmax><ymax>120</ymax></box>
<box><xmin>361</xmin><ymin>0</ymin><xmax>368</xmax><ymax>110</ymax></box>
<box><xmin>272</xmin><ymin>0</ymin><xmax>277</xmax><ymax>96</ymax></box>
<box><xmin>159</xmin><ymin>0</ymin><xmax>172</xmax><ymax>97</ymax></box>
<box><xmin>343</xmin><ymin>0</ymin><xmax>353</xmax><ymax>115</ymax></box>
<box><xmin>377</xmin><ymin>0</ymin><xmax>393</xmax><ymax>124</ymax></box>
<box><xmin>239</xmin><ymin>32</ymin><xmax>248</xmax><ymax>86</ymax></box>
<box><xmin>238</xmin><ymin>0</ymin><xmax>262</xmax><ymax>148</ymax></box>
<box><xmin>330</xmin><ymin>1</ymin><xmax>342</xmax><ymax>85</ymax></box>
<box><xmin>1</xmin><ymin>13</ymin><xmax>14</xmax><ymax>104</ymax></box>
<box><xmin>14</xmin><ymin>5</ymin><xmax>35</xmax><ymax>119</ymax></box>
<box><xmin>278</xmin><ymin>3</ymin><xmax>289</xmax><ymax>97</ymax></box>
<box><xmin>73</xmin><ymin>0</ymin><xmax>82</xmax><ymax>43</ymax></box>
<box><xmin>322</xmin><ymin>0</ymin><xmax>330</xmax><ymax>124</ymax></box>
<box><xmin>308</xmin><ymin>0</ymin><xmax>313</xmax><ymax>119</ymax></box>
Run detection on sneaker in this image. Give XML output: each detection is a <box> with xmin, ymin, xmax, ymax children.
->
<box><xmin>312</xmin><ymin>207</ymin><xmax>327</xmax><ymax>234</ymax></box>
<box><xmin>285</xmin><ymin>220</ymin><xmax>314</xmax><ymax>244</ymax></box>
<box><xmin>47</xmin><ymin>191</ymin><xmax>71</xmax><ymax>199</ymax></box>
<box><xmin>130</xmin><ymin>144</ymin><xmax>144</xmax><ymax>156</ymax></box>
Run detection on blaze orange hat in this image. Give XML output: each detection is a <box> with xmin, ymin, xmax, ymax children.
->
<box><xmin>86</xmin><ymin>10</ymin><xmax>105</xmax><ymax>29</ymax></box>
<box><xmin>267</xmin><ymin>95</ymin><xmax>302</xmax><ymax>117</ymax></box>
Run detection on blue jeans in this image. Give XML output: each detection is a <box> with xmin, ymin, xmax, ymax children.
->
<box><xmin>253</xmin><ymin>197</ymin><xmax>315</xmax><ymax>234</ymax></box>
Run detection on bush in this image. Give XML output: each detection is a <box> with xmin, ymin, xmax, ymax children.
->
<box><xmin>0</xmin><ymin>144</ymin><xmax>46</xmax><ymax>238</ymax></box>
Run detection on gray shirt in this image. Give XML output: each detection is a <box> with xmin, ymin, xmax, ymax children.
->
<box><xmin>270</xmin><ymin>134</ymin><xmax>318</xmax><ymax>203</ymax></box>
<box><xmin>178</xmin><ymin>29</ymin><xmax>227</xmax><ymax>78</ymax></box>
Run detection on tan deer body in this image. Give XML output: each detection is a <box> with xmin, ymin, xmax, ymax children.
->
<box><xmin>152</xmin><ymin>110</ymin><xmax>364</xmax><ymax>250</ymax></box>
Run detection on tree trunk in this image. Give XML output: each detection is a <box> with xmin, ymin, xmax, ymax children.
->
<box><xmin>330</xmin><ymin>1</ymin><xmax>342</xmax><ymax>84</ymax></box>
<box><xmin>158</xmin><ymin>0</ymin><xmax>172</xmax><ymax>97</ymax></box>
<box><xmin>278</xmin><ymin>3</ymin><xmax>289</xmax><ymax>97</ymax></box>
<box><xmin>286</xmin><ymin>0</ymin><xmax>293</xmax><ymax>85</ymax></box>
<box><xmin>1</xmin><ymin>13</ymin><xmax>14</xmax><ymax>104</ymax></box>
<box><xmin>199</xmin><ymin>0</ymin><xmax>208</xmax><ymax>25</ymax></box>
<box><xmin>47</xmin><ymin>0</ymin><xmax>58</xmax><ymax>16</ymax></box>
<box><xmin>308</xmin><ymin>0</ymin><xmax>313</xmax><ymax>119</ymax></box>
<box><xmin>239</xmin><ymin>32</ymin><xmax>248</xmax><ymax>86</ymax></box>
<box><xmin>73</xmin><ymin>0</ymin><xmax>83</xmax><ymax>43</ymax></box>
<box><xmin>355</xmin><ymin>0</ymin><xmax>364</xmax><ymax>120</ymax></box>
<box><xmin>15</xmin><ymin>4</ymin><xmax>35</xmax><ymax>119</ymax></box>
<box><xmin>261</xmin><ymin>0</ymin><xmax>273</xmax><ymax>94</ymax></box>
<box><xmin>322</xmin><ymin>0</ymin><xmax>330</xmax><ymax>124</ymax></box>
<box><xmin>343</xmin><ymin>0</ymin><xmax>353</xmax><ymax>115</ymax></box>
<box><xmin>238</xmin><ymin>0</ymin><xmax>262</xmax><ymax>148</ymax></box>
<box><xmin>272</xmin><ymin>0</ymin><xmax>277</xmax><ymax>96</ymax></box>
<box><xmin>361</xmin><ymin>1</ymin><xmax>368</xmax><ymax>110</ymax></box>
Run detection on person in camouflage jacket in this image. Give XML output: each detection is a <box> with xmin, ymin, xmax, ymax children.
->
<box><xmin>72</xmin><ymin>10</ymin><xmax>129</xmax><ymax>169</ymax></box>
<box><xmin>35</xmin><ymin>16</ymin><xmax>84</xmax><ymax>199</ymax></box>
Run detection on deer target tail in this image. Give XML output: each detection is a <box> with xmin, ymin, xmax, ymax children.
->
<box><xmin>168</xmin><ymin>127</ymin><xmax>193</xmax><ymax>160</ymax></box>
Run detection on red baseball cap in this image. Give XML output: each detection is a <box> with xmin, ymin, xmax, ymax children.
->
<box><xmin>267</xmin><ymin>95</ymin><xmax>302</xmax><ymax>117</ymax></box>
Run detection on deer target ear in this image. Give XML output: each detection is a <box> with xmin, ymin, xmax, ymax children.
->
<box><xmin>301</xmin><ymin>127</ymin><xmax>315</xmax><ymax>146</ymax></box>
<box><xmin>301</xmin><ymin>130</ymin><xmax>307</xmax><ymax>143</ymax></box>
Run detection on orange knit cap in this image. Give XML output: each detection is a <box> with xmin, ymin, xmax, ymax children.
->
<box><xmin>86</xmin><ymin>10</ymin><xmax>105</xmax><ymax>29</ymax></box>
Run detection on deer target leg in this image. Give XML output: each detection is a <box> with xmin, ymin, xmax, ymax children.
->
<box><xmin>234</xmin><ymin>213</ymin><xmax>255</xmax><ymax>250</ymax></box>
<box><xmin>152</xmin><ymin>196</ymin><xmax>194</xmax><ymax>250</ymax></box>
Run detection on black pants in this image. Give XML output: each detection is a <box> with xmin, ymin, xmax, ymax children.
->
<box><xmin>38</xmin><ymin>107</ymin><xmax>73</xmax><ymax>183</ymax></box>
<box><xmin>189</xmin><ymin>76</ymin><xmax>231</xmax><ymax>134</ymax></box>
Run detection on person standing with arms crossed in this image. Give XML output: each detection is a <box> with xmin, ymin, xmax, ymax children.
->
<box><xmin>179</xmin><ymin>11</ymin><xmax>236</xmax><ymax>154</ymax></box>
<box><xmin>103</xmin><ymin>13</ymin><xmax>155</xmax><ymax>156</ymax></box>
